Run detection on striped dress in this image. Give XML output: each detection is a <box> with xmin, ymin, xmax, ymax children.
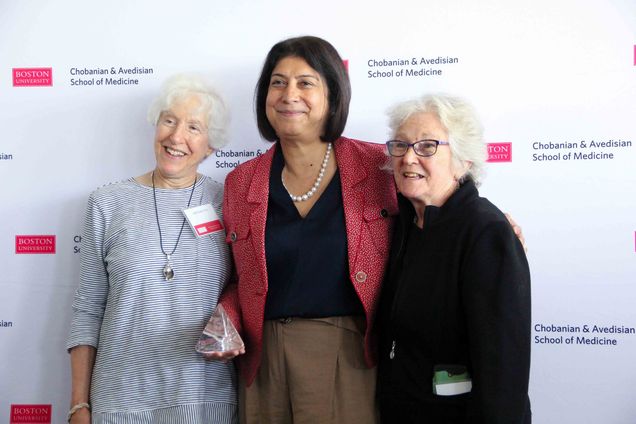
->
<box><xmin>67</xmin><ymin>176</ymin><xmax>237</xmax><ymax>424</ymax></box>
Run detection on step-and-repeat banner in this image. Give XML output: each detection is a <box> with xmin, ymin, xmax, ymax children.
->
<box><xmin>1</xmin><ymin>0</ymin><xmax>635</xmax><ymax>422</ymax></box>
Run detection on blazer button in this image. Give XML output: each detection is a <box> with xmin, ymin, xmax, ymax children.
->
<box><xmin>355</xmin><ymin>271</ymin><xmax>367</xmax><ymax>283</ymax></box>
<box><xmin>380</xmin><ymin>209</ymin><xmax>388</xmax><ymax>218</ymax></box>
<box><xmin>230</xmin><ymin>232</ymin><xmax>237</xmax><ymax>242</ymax></box>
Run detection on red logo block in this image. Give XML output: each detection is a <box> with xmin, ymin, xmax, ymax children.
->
<box><xmin>12</xmin><ymin>68</ymin><xmax>53</xmax><ymax>87</ymax></box>
<box><xmin>15</xmin><ymin>235</ymin><xmax>56</xmax><ymax>254</ymax></box>
<box><xmin>487</xmin><ymin>142</ymin><xmax>512</xmax><ymax>162</ymax></box>
<box><xmin>10</xmin><ymin>404</ymin><xmax>52</xmax><ymax>424</ymax></box>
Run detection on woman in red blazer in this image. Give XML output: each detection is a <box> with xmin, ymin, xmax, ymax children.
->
<box><xmin>209</xmin><ymin>36</ymin><xmax>397</xmax><ymax>423</ymax></box>
<box><xmin>207</xmin><ymin>36</ymin><xmax>524</xmax><ymax>423</ymax></box>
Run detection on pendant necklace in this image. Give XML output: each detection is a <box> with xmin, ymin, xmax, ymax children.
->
<box><xmin>152</xmin><ymin>171</ymin><xmax>197</xmax><ymax>281</ymax></box>
<box><xmin>281</xmin><ymin>142</ymin><xmax>332</xmax><ymax>202</ymax></box>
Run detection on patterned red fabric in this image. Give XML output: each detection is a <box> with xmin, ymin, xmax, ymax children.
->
<box><xmin>220</xmin><ymin>137</ymin><xmax>398</xmax><ymax>386</ymax></box>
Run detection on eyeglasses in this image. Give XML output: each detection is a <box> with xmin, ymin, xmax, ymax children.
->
<box><xmin>385</xmin><ymin>139</ymin><xmax>450</xmax><ymax>157</ymax></box>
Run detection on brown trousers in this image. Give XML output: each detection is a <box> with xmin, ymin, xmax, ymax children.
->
<box><xmin>239</xmin><ymin>316</ymin><xmax>379</xmax><ymax>424</ymax></box>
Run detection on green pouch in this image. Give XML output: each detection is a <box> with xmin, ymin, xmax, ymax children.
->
<box><xmin>432</xmin><ymin>364</ymin><xmax>472</xmax><ymax>396</ymax></box>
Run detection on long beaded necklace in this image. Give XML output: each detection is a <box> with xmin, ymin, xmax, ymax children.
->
<box><xmin>281</xmin><ymin>142</ymin><xmax>332</xmax><ymax>202</ymax></box>
<box><xmin>152</xmin><ymin>171</ymin><xmax>197</xmax><ymax>281</ymax></box>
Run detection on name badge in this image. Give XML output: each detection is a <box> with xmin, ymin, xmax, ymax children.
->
<box><xmin>432</xmin><ymin>365</ymin><xmax>472</xmax><ymax>396</ymax></box>
<box><xmin>183</xmin><ymin>204</ymin><xmax>223</xmax><ymax>237</ymax></box>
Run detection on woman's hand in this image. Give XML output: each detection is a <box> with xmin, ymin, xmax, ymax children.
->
<box><xmin>505</xmin><ymin>213</ymin><xmax>526</xmax><ymax>251</ymax></box>
<box><xmin>69</xmin><ymin>406</ymin><xmax>91</xmax><ymax>424</ymax></box>
<box><xmin>69</xmin><ymin>346</ymin><xmax>95</xmax><ymax>424</ymax></box>
<box><xmin>201</xmin><ymin>347</ymin><xmax>245</xmax><ymax>362</ymax></box>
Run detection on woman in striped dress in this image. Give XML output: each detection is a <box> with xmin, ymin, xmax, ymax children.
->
<box><xmin>66</xmin><ymin>75</ymin><xmax>238</xmax><ymax>424</ymax></box>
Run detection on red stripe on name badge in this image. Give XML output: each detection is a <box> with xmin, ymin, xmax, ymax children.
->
<box><xmin>195</xmin><ymin>220</ymin><xmax>223</xmax><ymax>235</ymax></box>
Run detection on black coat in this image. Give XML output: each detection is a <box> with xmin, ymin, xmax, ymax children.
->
<box><xmin>377</xmin><ymin>180</ymin><xmax>532</xmax><ymax>424</ymax></box>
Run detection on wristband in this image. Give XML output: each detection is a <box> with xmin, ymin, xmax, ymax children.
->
<box><xmin>67</xmin><ymin>402</ymin><xmax>90</xmax><ymax>423</ymax></box>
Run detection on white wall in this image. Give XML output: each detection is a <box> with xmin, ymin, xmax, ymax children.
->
<box><xmin>1</xmin><ymin>0</ymin><xmax>635</xmax><ymax>422</ymax></box>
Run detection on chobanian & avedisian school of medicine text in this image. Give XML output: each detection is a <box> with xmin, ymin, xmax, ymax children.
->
<box><xmin>534</xmin><ymin>323</ymin><xmax>636</xmax><ymax>346</ymax></box>
<box><xmin>69</xmin><ymin>66</ymin><xmax>154</xmax><ymax>86</ymax></box>
<box><xmin>367</xmin><ymin>56</ymin><xmax>459</xmax><ymax>78</ymax></box>
<box><xmin>532</xmin><ymin>139</ymin><xmax>632</xmax><ymax>161</ymax></box>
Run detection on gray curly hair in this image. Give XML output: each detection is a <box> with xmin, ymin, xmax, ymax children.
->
<box><xmin>147</xmin><ymin>74</ymin><xmax>230</xmax><ymax>149</ymax></box>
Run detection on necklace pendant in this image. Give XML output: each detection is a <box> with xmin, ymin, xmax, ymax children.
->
<box><xmin>163</xmin><ymin>264</ymin><xmax>174</xmax><ymax>282</ymax></box>
<box><xmin>152</xmin><ymin>172</ymin><xmax>196</xmax><ymax>283</ymax></box>
<box><xmin>163</xmin><ymin>254</ymin><xmax>175</xmax><ymax>282</ymax></box>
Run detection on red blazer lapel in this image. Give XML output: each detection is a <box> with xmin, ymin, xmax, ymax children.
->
<box><xmin>335</xmin><ymin>137</ymin><xmax>367</xmax><ymax>276</ymax></box>
<box><xmin>246</xmin><ymin>144</ymin><xmax>275</xmax><ymax>295</ymax></box>
<box><xmin>334</xmin><ymin>137</ymin><xmax>397</xmax><ymax>348</ymax></box>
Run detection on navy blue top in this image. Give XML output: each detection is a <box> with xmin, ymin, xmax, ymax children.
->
<box><xmin>263</xmin><ymin>144</ymin><xmax>364</xmax><ymax>320</ymax></box>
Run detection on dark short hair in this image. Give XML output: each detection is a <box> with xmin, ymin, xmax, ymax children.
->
<box><xmin>255</xmin><ymin>36</ymin><xmax>351</xmax><ymax>143</ymax></box>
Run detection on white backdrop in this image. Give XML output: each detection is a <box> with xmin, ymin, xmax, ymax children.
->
<box><xmin>1</xmin><ymin>0</ymin><xmax>635</xmax><ymax>423</ymax></box>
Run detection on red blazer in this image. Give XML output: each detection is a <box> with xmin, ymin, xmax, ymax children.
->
<box><xmin>220</xmin><ymin>137</ymin><xmax>398</xmax><ymax>385</ymax></box>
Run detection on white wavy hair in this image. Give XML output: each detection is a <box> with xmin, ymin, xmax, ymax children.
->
<box><xmin>387</xmin><ymin>94</ymin><xmax>487</xmax><ymax>186</ymax></box>
<box><xmin>147</xmin><ymin>74</ymin><xmax>230</xmax><ymax>149</ymax></box>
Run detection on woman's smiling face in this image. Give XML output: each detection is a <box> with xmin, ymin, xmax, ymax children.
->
<box><xmin>265</xmin><ymin>56</ymin><xmax>329</xmax><ymax>142</ymax></box>
<box><xmin>153</xmin><ymin>94</ymin><xmax>211</xmax><ymax>185</ymax></box>
<box><xmin>391</xmin><ymin>112</ymin><xmax>460</xmax><ymax>208</ymax></box>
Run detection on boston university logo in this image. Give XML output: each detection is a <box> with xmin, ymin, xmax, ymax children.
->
<box><xmin>487</xmin><ymin>142</ymin><xmax>512</xmax><ymax>162</ymax></box>
<box><xmin>12</xmin><ymin>68</ymin><xmax>53</xmax><ymax>87</ymax></box>
<box><xmin>15</xmin><ymin>235</ymin><xmax>56</xmax><ymax>254</ymax></box>
<box><xmin>10</xmin><ymin>404</ymin><xmax>52</xmax><ymax>424</ymax></box>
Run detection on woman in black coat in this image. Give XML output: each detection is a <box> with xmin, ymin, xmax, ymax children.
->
<box><xmin>377</xmin><ymin>94</ymin><xmax>531</xmax><ymax>423</ymax></box>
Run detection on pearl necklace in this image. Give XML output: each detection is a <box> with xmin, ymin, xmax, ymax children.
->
<box><xmin>281</xmin><ymin>142</ymin><xmax>332</xmax><ymax>202</ymax></box>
